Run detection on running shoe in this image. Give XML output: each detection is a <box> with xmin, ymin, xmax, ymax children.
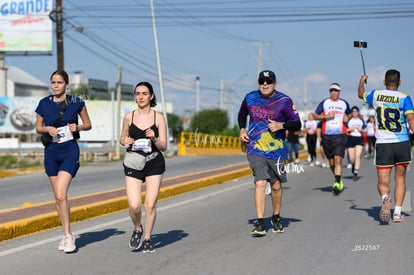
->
<box><xmin>271</xmin><ymin>216</ymin><xmax>284</xmax><ymax>233</ymax></box>
<box><xmin>332</xmin><ymin>181</ymin><xmax>343</xmax><ymax>195</ymax></box>
<box><xmin>393</xmin><ymin>213</ymin><xmax>404</xmax><ymax>223</ymax></box>
<box><xmin>346</xmin><ymin>163</ymin><xmax>352</xmax><ymax>169</ymax></box>
<box><xmin>353</xmin><ymin>173</ymin><xmax>359</xmax><ymax>181</ymax></box>
<box><xmin>142</xmin><ymin>239</ymin><xmax>155</xmax><ymax>253</ymax></box>
<box><xmin>380</xmin><ymin>196</ymin><xmax>392</xmax><ymax>223</ymax></box>
<box><xmin>63</xmin><ymin>234</ymin><xmax>76</xmax><ymax>253</ymax></box>
<box><xmin>251</xmin><ymin>220</ymin><xmax>266</xmax><ymax>237</ymax></box>
<box><xmin>129</xmin><ymin>226</ymin><xmax>143</xmax><ymax>250</ymax></box>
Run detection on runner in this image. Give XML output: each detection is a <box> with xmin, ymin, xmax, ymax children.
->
<box><xmin>238</xmin><ymin>70</ymin><xmax>301</xmax><ymax>236</ymax></box>
<box><xmin>358</xmin><ymin>70</ymin><xmax>414</xmax><ymax>223</ymax></box>
<box><xmin>345</xmin><ymin>106</ymin><xmax>366</xmax><ymax>181</ymax></box>
<box><xmin>313</xmin><ymin>83</ymin><xmax>352</xmax><ymax>195</ymax></box>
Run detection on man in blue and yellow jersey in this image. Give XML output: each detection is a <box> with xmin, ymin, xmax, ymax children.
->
<box><xmin>238</xmin><ymin>70</ymin><xmax>301</xmax><ymax>236</ymax></box>
<box><xmin>359</xmin><ymin>69</ymin><xmax>414</xmax><ymax>223</ymax></box>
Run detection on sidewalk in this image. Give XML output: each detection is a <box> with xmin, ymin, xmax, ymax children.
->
<box><xmin>0</xmin><ymin>162</ymin><xmax>251</xmax><ymax>242</ymax></box>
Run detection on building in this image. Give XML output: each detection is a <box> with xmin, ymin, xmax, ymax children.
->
<box><xmin>3</xmin><ymin>66</ymin><xmax>49</xmax><ymax>97</ymax></box>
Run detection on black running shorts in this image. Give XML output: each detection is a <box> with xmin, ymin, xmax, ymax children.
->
<box><xmin>321</xmin><ymin>134</ymin><xmax>347</xmax><ymax>159</ymax></box>
<box><xmin>375</xmin><ymin>141</ymin><xmax>412</xmax><ymax>167</ymax></box>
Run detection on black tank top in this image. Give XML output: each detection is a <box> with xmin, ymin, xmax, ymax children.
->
<box><xmin>128</xmin><ymin>110</ymin><xmax>160</xmax><ymax>154</ymax></box>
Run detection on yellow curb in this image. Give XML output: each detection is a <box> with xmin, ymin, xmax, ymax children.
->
<box><xmin>0</xmin><ymin>167</ymin><xmax>252</xmax><ymax>242</ymax></box>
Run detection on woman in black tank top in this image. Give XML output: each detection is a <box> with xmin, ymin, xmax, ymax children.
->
<box><xmin>120</xmin><ymin>81</ymin><xmax>167</xmax><ymax>252</ymax></box>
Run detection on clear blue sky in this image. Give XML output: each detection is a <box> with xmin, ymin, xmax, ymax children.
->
<box><xmin>6</xmin><ymin>0</ymin><xmax>414</xmax><ymax>117</ymax></box>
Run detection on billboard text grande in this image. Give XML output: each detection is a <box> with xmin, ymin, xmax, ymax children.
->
<box><xmin>1</xmin><ymin>0</ymin><xmax>51</xmax><ymax>16</ymax></box>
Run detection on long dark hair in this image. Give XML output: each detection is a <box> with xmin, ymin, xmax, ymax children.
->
<box><xmin>134</xmin><ymin>81</ymin><xmax>157</xmax><ymax>107</ymax></box>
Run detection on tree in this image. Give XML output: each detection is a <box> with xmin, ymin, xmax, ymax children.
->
<box><xmin>190</xmin><ymin>109</ymin><xmax>228</xmax><ymax>134</ymax></box>
<box><xmin>69</xmin><ymin>84</ymin><xmax>90</xmax><ymax>99</ymax></box>
<box><xmin>167</xmin><ymin>113</ymin><xmax>183</xmax><ymax>140</ymax></box>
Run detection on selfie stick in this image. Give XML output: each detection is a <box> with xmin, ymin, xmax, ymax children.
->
<box><xmin>354</xmin><ymin>40</ymin><xmax>367</xmax><ymax>83</ymax></box>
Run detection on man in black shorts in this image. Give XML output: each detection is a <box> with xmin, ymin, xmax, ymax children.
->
<box><xmin>313</xmin><ymin>83</ymin><xmax>352</xmax><ymax>194</ymax></box>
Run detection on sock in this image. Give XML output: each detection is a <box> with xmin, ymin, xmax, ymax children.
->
<box><xmin>381</xmin><ymin>194</ymin><xmax>389</xmax><ymax>202</ymax></box>
<box><xmin>257</xmin><ymin>218</ymin><xmax>264</xmax><ymax>224</ymax></box>
<box><xmin>352</xmin><ymin>164</ymin><xmax>355</xmax><ymax>173</ymax></box>
<box><xmin>394</xmin><ymin>206</ymin><xmax>402</xmax><ymax>215</ymax></box>
<box><xmin>335</xmin><ymin>175</ymin><xmax>341</xmax><ymax>183</ymax></box>
<box><xmin>354</xmin><ymin>169</ymin><xmax>359</xmax><ymax>175</ymax></box>
<box><xmin>273</xmin><ymin>214</ymin><xmax>280</xmax><ymax>219</ymax></box>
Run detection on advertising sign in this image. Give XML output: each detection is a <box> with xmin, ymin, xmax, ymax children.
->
<box><xmin>0</xmin><ymin>0</ymin><xmax>53</xmax><ymax>52</ymax></box>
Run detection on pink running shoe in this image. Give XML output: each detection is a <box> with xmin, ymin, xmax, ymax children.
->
<box><xmin>393</xmin><ymin>213</ymin><xmax>404</xmax><ymax>223</ymax></box>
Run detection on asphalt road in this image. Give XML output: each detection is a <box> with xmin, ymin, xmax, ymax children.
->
<box><xmin>1</xmin><ymin>157</ymin><xmax>413</xmax><ymax>274</ymax></box>
<box><xmin>0</xmin><ymin>155</ymin><xmax>247</xmax><ymax>210</ymax></box>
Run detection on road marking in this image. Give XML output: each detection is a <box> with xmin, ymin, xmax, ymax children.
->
<box><xmin>0</xmin><ymin>180</ymin><xmax>249</xmax><ymax>256</ymax></box>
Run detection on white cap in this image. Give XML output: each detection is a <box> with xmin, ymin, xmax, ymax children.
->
<box><xmin>329</xmin><ymin>83</ymin><xmax>341</xmax><ymax>91</ymax></box>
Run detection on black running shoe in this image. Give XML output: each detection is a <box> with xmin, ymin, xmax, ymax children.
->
<box><xmin>129</xmin><ymin>226</ymin><xmax>143</xmax><ymax>250</ymax></box>
<box><xmin>353</xmin><ymin>173</ymin><xmax>359</xmax><ymax>181</ymax></box>
<box><xmin>142</xmin><ymin>239</ymin><xmax>155</xmax><ymax>253</ymax></box>
<box><xmin>271</xmin><ymin>216</ymin><xmax>284</xmax><ymax>233</ymax></box>
<box><xmin>251</xmin><ymin>220</ymin><xmax>266</xmax><ymax>237</ymax></box>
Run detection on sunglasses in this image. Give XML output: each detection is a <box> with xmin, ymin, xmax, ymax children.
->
<box><xmin>329</xmin><ymin>89</ymin><xmax>340</xmax><ymax>92</ymax></box>
<box><xmin>258</xmin><ymin>78</ymin><xmax>274</xmax><ymax>85</ymax></box>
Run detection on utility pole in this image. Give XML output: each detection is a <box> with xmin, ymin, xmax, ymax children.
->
<box><xmin>114</xmin><ymin>65</ymin><xmax>122</xmax><ymax>159</ymax></box>
<box><xmin>195</xmin><ymin>76</ymin><xmax>200</xmax><ymax>113</ymax></box>
<box><xmin>251</xmin><ymin>41</ymin><xmax>271</xmax><ymax>73</ymax></box>
<box><xmin>56</xmin><ymin>0</ymin><xmax>64</xmax><ymax>70</ymax></box>
<box><xmin>149</xmin><ymin>0</ymin><xmax>171</xmax><ymax>154</ymax></box>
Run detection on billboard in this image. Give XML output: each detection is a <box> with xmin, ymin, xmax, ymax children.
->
<box><xmin>0</xmin><ymin>0</ymin><xmax>53</xmax><ymax>52</ymax></box>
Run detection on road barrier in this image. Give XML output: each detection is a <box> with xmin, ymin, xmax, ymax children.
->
<box><xmin>177</xmin><ymin>131</ymin><xmax>243</xmax><ymax>156</ymax></box>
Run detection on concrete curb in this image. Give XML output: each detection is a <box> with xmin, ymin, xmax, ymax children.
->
<box><xmin>0</xmin><ymin>167</ymin><xmax>252</xmax><ymax>242</ymax></box>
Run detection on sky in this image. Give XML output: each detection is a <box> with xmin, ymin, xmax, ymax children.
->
<box><xmin>5</xmin><ymin>0</ymin><xmax>414</xmax><ymax>121</ymax></box>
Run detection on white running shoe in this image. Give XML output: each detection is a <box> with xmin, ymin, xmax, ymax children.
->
<box><xmin>265</xmin><ymin>182</ymin><xmax>271</xmax><ymax>195</ymax></box>
<box><xmin>63</xmin><ymin>234</ymin><xmax>76</xmax><ymax>253</ymax></box>
<box><xmin>347</xmin><ymin>163</ymin><xmax>352</xmax><ymax>169</ymax></box>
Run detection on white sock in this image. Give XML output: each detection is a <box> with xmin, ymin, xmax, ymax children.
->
<box><xmin>394</xmin><ymin>206</ymin><xmax>402</xmax><ymax>215</ymax></box>
<box><xmin>381</xmin><ymin>194</ymin><xmax>389</xmax><ymax>202</ymax></box>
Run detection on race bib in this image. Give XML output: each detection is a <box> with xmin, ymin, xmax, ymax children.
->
<box><xmin>327</xmin><ymin>119</ymin><xmax>341</xmax><ymax>129</ymax></box>
<box><xmin>132</xmin><ymin>138</ymin><xmax>152</xmax><ymax>153</ymax></box>
<box><xmin>53</xmin><ymin>125</ymin><xmax>74</xmax><ymax>143</ymax></box>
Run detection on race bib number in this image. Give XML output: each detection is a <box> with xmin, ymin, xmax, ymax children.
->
<box><xmin>327</xmin><ymin>119</ymin><xmax>341</xmax><ymax>129</ymax></box>
<box><xmin>132</xmin><ymin>138</ymin><xmax>152</xmax><ymax>153</ymax></box>
<box><xmin>53</xmin><ymin>125</ymin><xmax>74</xmax><ymax>143</ymax></box>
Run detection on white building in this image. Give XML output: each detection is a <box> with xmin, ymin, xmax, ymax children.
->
<box><xmin>3</xmin><ymin>66</ymin><xmax>49</xmax><ymax>97</ymax></box>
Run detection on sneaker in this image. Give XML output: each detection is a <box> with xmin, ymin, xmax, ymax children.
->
<box><xmin>353</xmin><ymin>173</ymin><xmax>359</xmax><ymax>181</ymax></box>
<box><xmin>322</xmin><ymin>163</ymin><xmax>329</xmax><ymax>168</ymax></box>
<box><xmin>346</xmin><ymin>163</ymin><xmax>352</xmax><ymax>169</ymax></box>
<box><xmin>251</xmin><ymin>220</ymin><xmax>266</xmax><ymax>237</ymax></box>
<box><xmin>393</xmin><ymin>213</ymin><xmax>404</xmax><ymax>223</ymax></box>
<box><xmin>63</xmin><ymin>234</ymin><xmax>76</xmax><ymax>253</ymax></box>
<box><xmin>315</xmin><ymin>160</ymin><xmax>321</xmax><ymax>166</ymax></box>
<box><xmin>129</xmin><ymin>226</ymin><xmax>143</xmax><ymax>250</ymax></box>
<box><xmin>310</xmin><ymin>162</ymin><xmax>315</xmax><ymax>167</ymax></box>
<box><xmin>380</xmin><ymin>196</ymin><xmax>392</xmax><ymax>223</ymax></box>
<box><xmin>58</xmin><ymin>236</ymin><xmax>66</xmax><ymax>251</ymax></box>
<box><xmin>142</xmin><ymin>239</ymin><xmax>155</xmax><ymax>253</ymax></box>
<box><xmin>294</xmin><ymin>159</ymin><xmax>300</xmax><ymax>164</ymax></box>
<box><xmin>332</xmin><ymin>181</ymin><xmax>343</xmax><ymax>195</ymax></box>
<box><xmin>271</xmin><ymin>216</ymin><xmax>284</xmax><ymax>233</ymax></box>
<box><xmin>265</xmin><ymin>182</ymin><xmax>271</xmax><ymax>195</ymax></box>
